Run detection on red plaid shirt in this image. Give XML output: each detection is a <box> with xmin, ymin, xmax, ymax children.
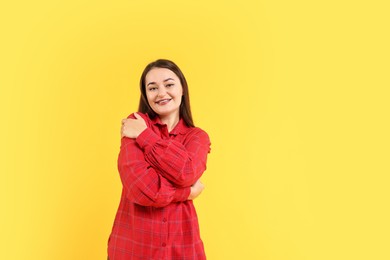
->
<box><xmin>108</xmin><ymin>113</ymin><xmax>211</xmax><ymax>260</ymax></box>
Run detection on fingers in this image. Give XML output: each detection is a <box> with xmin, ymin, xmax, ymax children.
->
<box><xmin>192</xmin><ymin>179</ymin><xmax>200</xmax><ymax>186</ymax></box>
<box><xmin>192</xmin><ymin>180</ymin><xmax>205</xmax><ymax>191</ymax></box>
<box><xmin>122</xmin><ymin>117</ymin><xmax>134</xmax><ymax>126</ymax></box>
<box><xmin>122</xmin><ymin>113</ymin><xmax>142</xmax><ymax>124</ymax></box>
<box><xmin>121</xmin><ymin>118</ymin><xmax>128</xmax><ymax>137</ymax></box>
<box><xmin>134</xmin><ymin>112</ymin><xmax>141</xmax><ymax>119</ymax></box>
<box><xmin>193</xmin><ymin>179</ymin><xmax>203</xmax><ymax>186</ymax></box>
<box><xmin>120</xmin><ymin>113</ymin><xmax>146</xmax><ymax>139</ymax></box>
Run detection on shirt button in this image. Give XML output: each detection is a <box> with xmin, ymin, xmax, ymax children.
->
<box><xmin>162</xmin><ymin>242</ymin><xmax>166</xmax><ymax>247</ymax></box>
<box><xmin>163</xmin><ymin>217</ymin><xmax>167</xmax><ymax>223</ymax></box>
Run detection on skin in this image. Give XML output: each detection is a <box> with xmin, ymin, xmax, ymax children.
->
<box><xmin>121</xmin><ymin>67</ymin><xmax>204</xmax><ymax>200</ymax></box>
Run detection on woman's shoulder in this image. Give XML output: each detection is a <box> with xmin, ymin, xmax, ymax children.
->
<box><xmin>126</xmin><ymin>112</ymin><xmax>148</xmax><ymax>119</ymax></box>
<box><xmin>184</xmin><ymin>126</ymin><xmax>211</xmax><ymax>152</ymax></box>
<box><xmin>190</xmin><ymin>126</ymin><xmax>208</xmax><ymax>134</ymax></box>
<box><xmin>126</xmin><ymin>112</ymin><xmax>154</xmax><ymax>127</ymax></box>
<box><xmin>186</xmin><ymin>125</ymin><xmax>210</xmax><ymax>141</ymax></box>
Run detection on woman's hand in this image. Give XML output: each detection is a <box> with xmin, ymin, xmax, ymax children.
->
<box><xmin>188</xmin><ymin>179</ymin><xmax>205</xmax><ymax>200</ymax></box>
<box><xmin>121</xmin><ymin>112</ymin><xmax>147</xmax><ymax>139</ymax></box>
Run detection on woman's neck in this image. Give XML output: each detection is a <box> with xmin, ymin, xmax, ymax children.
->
<box><xmin>159</xmin><ymin>113</ymin><xmax>180</xmax><ymax>132</ymax></box>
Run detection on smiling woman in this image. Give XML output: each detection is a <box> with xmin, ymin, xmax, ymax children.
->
<box><xmin>138</xmin><ymin>59</ymin><xmax>195</xmax><ymax>129</ymax></box>
<box><xmin>144</xmin><ymin>68</ymin><xmax>184</xmax><ymax>128</ymax></box>
<box><xmin>107</xmin><ymin>59</ymin><xmax>211</xmax><ymax>260</ymax></box>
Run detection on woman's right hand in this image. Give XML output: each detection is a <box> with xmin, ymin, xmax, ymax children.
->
<box><xmin>121</xmin><ymin>113</ymin><xmax>147</xmax><ymax>139</ymax></box>
<box><xmin>188</xmin><ymin>180</ymin><xmax>205</xmax><ymax>200</ymax></box>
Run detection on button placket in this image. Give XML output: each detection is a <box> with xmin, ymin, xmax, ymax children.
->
<box><xmin>161</xmin><ymin>215</ymin><xmax>168</xmax><ymax>249</ymax></box>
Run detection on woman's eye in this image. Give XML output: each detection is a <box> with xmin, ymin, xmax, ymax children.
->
<box><xmin>166</xmin><ymin>84</ymin><xmax>174</xmax><ymax>88</ymax></box>
<box><xmin>148</xmin><ymin>87</ymin><xmax>157</xmax><ymax>91</ymax></box>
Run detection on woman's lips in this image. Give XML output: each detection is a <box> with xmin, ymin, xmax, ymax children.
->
<box><xmin>155</xmin><ymin>98</ymin><xmax>172</xmax><ymax>105</ymax></box>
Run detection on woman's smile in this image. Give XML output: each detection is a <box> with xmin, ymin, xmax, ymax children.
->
<box><xmin>155</xmin><ymin>98</ymin><xmax>172</xmax><ymax>105</ymax></box>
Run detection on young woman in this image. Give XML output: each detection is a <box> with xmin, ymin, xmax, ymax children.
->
<box><xmin>107</xmin><ymin>59</ymin><xmax>211</xmax><ymax>260</ymax></box>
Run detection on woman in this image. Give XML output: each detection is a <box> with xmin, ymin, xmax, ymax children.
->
<box><xmin>107</xmin><ymin>59</ymin><xmax>211</xmax><ymax>260</ymax></box>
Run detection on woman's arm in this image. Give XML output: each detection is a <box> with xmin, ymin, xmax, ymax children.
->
<box><xmin>135</xmin><ymin>127</ymin><xmax>211</xmax><ymax>188</ymax></box>
<box><xmin>118</xmin><ymin>136</ymin><xmax>191</xmax><ymax>207</ymax></box>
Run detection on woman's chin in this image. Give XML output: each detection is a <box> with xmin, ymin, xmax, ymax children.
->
<box><xmin>153</xmin><ymin>108</ymin><xmax>180</xmax><ymax>118</ymax></box>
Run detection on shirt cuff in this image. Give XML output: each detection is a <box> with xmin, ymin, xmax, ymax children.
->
<box><xmin>136</xmin><ymin>128</ymin><xmax>160</xmax><ymax>151</ymax></box>
<box><xmin>174</xmin><ymin>187</ymin><xmax>191</xmax><ymax>202</ymax></box>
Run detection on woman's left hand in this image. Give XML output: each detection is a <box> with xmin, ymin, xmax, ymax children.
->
<box><xmin>121</xmin><ymin>112</ymin><xmax>147</xmax><ymax>139</ymax></box>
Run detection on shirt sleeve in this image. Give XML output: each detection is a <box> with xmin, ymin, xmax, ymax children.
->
<box><xmin>135</xmin><ymin>127</ymin><xmax>211</xmax><ymax>188</ymax></box>
<box><xmin>118</xmin><ymin>136</ymin><xmax>191</xmax><ymax>208</ymax></box>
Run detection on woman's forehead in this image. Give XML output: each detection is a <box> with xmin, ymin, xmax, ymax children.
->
<box><xmin>145</xmin><ymin>68</ymin><xmax>178</xmax><ymax>82</ymax></box>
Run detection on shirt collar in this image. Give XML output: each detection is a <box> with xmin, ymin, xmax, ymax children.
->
<box><xmin>151</xmin><ymin>116</ymin><xmax>189</xmax><ymax>135</ymax></box>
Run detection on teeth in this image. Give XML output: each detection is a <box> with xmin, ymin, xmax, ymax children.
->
<box><xmin>157</xmin><ymin>99</ymin><xmax>170</xmax><ymax>104</ymax></box>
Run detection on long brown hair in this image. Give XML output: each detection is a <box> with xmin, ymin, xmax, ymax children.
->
<box><xmin>138</xmin><ymin>59</ymin><xmax>194</xmax><ymax>127</ymax></box>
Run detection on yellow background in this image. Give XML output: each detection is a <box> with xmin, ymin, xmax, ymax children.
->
<box><xmin>1</xmin><ymin>0</ymin><xmax>389</xmax><ymax>259</ymax></box>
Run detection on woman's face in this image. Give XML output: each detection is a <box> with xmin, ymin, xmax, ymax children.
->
<box><xmin>144</xmin><ymin>68</ymin><xmax>183</xmax><ymax>119</ymax></box>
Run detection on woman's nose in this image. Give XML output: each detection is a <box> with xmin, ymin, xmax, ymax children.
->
<box><xmin>157</xmin><ymin>88</ymin><xmax>166</xmax><ymax>97</ymax></box>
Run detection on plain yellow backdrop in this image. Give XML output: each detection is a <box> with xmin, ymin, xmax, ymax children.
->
<box><xmin>1</xmin><ymin>0</ymin><xmax>389</xmax><ymax>259</ymax></box>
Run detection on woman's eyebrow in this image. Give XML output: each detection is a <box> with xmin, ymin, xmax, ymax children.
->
<box><xmin>147</xmin><ymin>78</ymin><xmax>175</xmax><ymax>86</ymax></box>
<box><xmin>163</xmin><ymin>78</ymin><xmax>175</xmax><ymax>82</ymax></box>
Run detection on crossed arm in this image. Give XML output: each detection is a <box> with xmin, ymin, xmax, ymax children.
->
<box><xmin>118</xmin><ymin>113</ymin><xmax>209</xmax><ymax>207</ymax></box>
<box><xmin>118</xmin><ymin>136</ymin><xmax>190</xmax><ymax>207</ymax></box>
